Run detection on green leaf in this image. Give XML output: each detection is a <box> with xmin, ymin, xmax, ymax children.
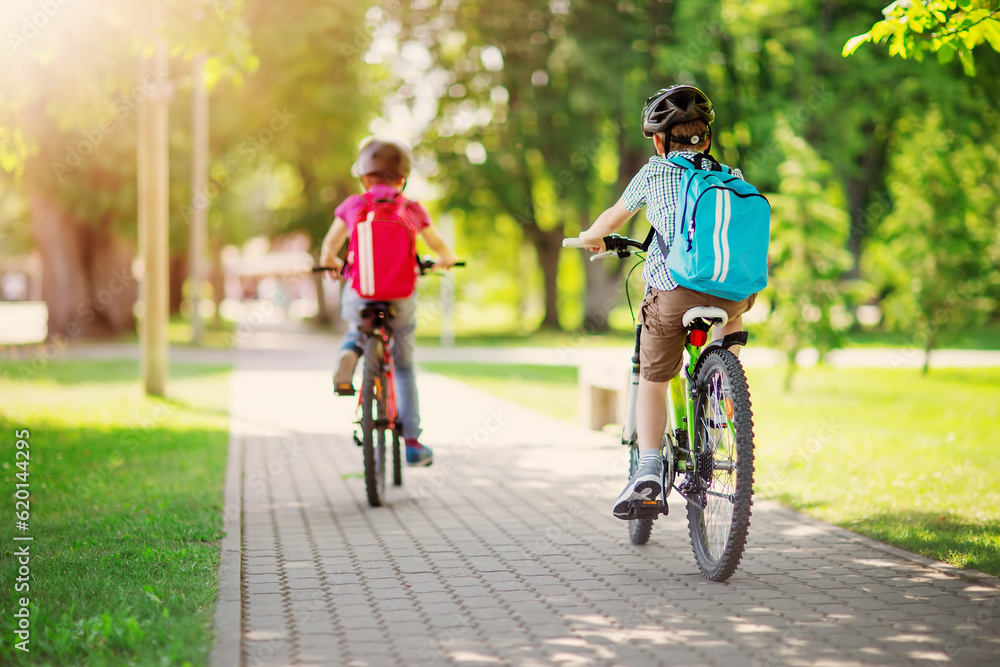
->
<box><xmin>843</xmin><ymin>32</ymin><xmax>872</xmax><ymax>56</ymax></box>
<box><xmin>982</xmin><ymin>19</ymin><xmax>1000</xmax><ymax>51</ymax></box>
<box><xmin>937</xmin><ymin>41</ymin><xmax>958</xmax><ymax>63</ymax></box>
<box><xmin>956</xmin><ymin>46</ymin><xmax>977</xmax><ymax>75</ymax></box>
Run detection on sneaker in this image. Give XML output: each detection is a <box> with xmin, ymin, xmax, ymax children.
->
<box><xmin>333</xmin><ymin>348</ymin><xmax>360</xmax><ymax>396</ymax></box>
<box><xmin>405</xmin><ymin>440</ymin><xmax>433</xmax><ymax>467</ymax></box>
<box><xmin>613</xmin><ymin>456</ymin><xmax>663</xmax><ymax>520</ymax></box>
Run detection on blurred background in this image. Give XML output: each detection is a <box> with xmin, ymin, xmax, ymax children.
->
<box><xmin>1</xmin><ymin>4</ymin><xmax>999</xmax><ymax>662</ymax></box>
<box><xmin>0</xmin><ymin>0</ymin><xmax>998</xmax><ymax>365</ymax></box>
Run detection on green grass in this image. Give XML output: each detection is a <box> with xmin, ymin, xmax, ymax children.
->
<box><xmin>750</xmin><ymin>366</ymin><xmax>1000</xmax><ymax>577</ymax></box>
<box><xmin>416</xmin><ymin>321</ymin><xmax>1000</xmax><ymax>350</ymax></box>
<box><xmin>420</xmin><ymin>361</ymin><xmax>1000</xmax><ymax>577</ymax></box>
<box><xmin>0</xmin><ymin>360</ymin><xmax>230</xmax><ymax>666</ymax></box>
<box><xmin>840</xmin><ymin>323</ymin><xmax>1000</xmax><ymax>350</ymax></box>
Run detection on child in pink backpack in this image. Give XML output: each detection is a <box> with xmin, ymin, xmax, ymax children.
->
<box><xmin>319</xmin><ymin>138</ymin><xmax>458</xmax><ymax>466</ymax></box>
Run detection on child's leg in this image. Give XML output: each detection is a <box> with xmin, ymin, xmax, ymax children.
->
<box><xmin>334</xmin><ymin>286</ymin><xmax>364</xmax><ymax>393</ymax></box>
<box><xmin>388</xmin><ymin>294</ymin><xmax>420</xmax><ymax>440</ymax></box>
<box><xmin>636</xmin><ymin>377</ymin><xmax>668</xmax><ymax>458</ymax></box>
<box><xmin>714</xmin><ymin>314</ymin><xmax>744</xmax><ymax>357</ymax></box>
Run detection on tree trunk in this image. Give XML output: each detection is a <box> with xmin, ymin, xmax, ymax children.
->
<box><xmin>526</xmin><ymin>225</ymin><xmax>564</xmax><ymax>330</ymax></box>
<box><xmin>577</xmin><ymin>129</ymin><xmax>648</xmax><ymax>333</ymax></box>
<box><xmin>844</xmin><ymin>121</ymin><xmax>894</xmax><ymax>278</ymax></box>
<box><xmin>923</xmin><ymin>334</ymin><xmax>934</xmax><ymax>376</ymax></box>
<box><xmin>29</xmin><ymin>189</ymin><xmax>136</xmax><ymax>339</ymax></box>
<box><xmin>583</xmin><ymin>258</ymin><xmax>621</xmax><ymax>333</ymax></box>
<box><xmin>170</xmin><ymin>254</ymin><xmax>187</xmax><ymax>315</ymax></box>
<box><xmin>784</xmin><ymin>352</ymin><xmax>797</xmax><ymax>392</ymax></box>
<box><xmin>209</xmin><ymin>234</ymin><xmax>226</xmax><ymax>328</ymax></box>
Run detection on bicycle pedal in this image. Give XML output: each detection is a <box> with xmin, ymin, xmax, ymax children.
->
<box><xmin>353</xmin><ymin>433</ymin><xmax>363</xmax><ymax>447</ymax></box>
<box><xmin>334</xmin><ymin>384</ymin><xmax>356</xmax><ymax>397</ymax></box>
<box><xmin>627</xmin><ymin>498</ymin><xmax>666</xmax><ymax>520</ymax></box>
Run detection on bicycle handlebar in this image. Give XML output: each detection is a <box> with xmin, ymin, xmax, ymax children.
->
<box><xmin>311</xmin><ymin>258</ymin><xmax>466</xmax><ymax>275</ymax></box>
<box><xmin>562</xmin><ymin>234</ymin><xmax>645</xmax><ymax>261</ymax></box>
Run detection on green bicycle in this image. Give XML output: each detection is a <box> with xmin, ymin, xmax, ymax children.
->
<box><xmin>565</xmin><ymin>234</ymin><xmax>755</xmax><ymax>582</ymax></box>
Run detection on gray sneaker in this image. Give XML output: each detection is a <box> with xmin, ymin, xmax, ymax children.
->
<box><xmin>333</xmin><ymin>348</ymin><xmax>360</xmax><ymax>396</ymax></box>
<box><xmin>613</xmin><ymin>456</ymin><xmax>663</xmax><ymax>520</ymax></box>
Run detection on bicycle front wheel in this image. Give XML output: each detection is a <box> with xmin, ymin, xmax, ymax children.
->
<box><xmin>392</xmin><ymin>420</ymin><xmax>402</xmax><ymax>487</ymax></box>
<box><xmin>361</xmin><ymin>337</ymin><xmax>388</xmax><ymax>507</ymax></box>
<box><xmin>686</xmin><ymin>348</ymin><xmax>754</xmax><ymax>581</ymax></box>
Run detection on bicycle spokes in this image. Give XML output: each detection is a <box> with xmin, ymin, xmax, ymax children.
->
<box><xmin>685</xmin><ymin>349</ymin><xmax>755</xmax><ymax>582</ymax></box>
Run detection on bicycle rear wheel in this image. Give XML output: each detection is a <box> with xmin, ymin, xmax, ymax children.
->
<box><xmin>686</xmin><ymin>348</ymin><xmax>754</xmax><ymax>581</ymax></box>
<box><xmin>361</xmin><ymin>337</ymin><xmax>388</xmax><ymax>507</ymax></box>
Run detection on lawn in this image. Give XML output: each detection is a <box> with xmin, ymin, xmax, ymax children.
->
<box><xmin>0</xmin><ymin>360</ymin><xmax>230</xmax><ymax>666</ymax></box>
<box><xmin>419</xmin><ymin>361</ymin><xmax>1000</xmax><ymax>577</ymax></box>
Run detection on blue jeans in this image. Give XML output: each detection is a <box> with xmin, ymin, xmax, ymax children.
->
<box><xmin>340</xmin><ymin>285</ymin><xmax>421</xmax><ymax>440</ymax></box>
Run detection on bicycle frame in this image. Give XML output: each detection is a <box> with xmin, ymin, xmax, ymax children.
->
<box><xmin>622</xmin><ymin>323</ymin><xmax>707</xmax><ymax>481</ymax></box>
<box><xmin>355</xmin><ymin>325</ymin><xmax>399</xmax><ymax>432</ymax></box>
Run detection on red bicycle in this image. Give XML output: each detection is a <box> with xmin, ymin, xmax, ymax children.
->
<box><xmin>314</xmin><ymin>257</ymin><xmax>463</xmax><ymax>506</ymax></box>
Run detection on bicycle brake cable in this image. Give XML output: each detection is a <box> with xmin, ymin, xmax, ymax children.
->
<box><xmin>626</xmin><ymin>253</ymin><xmax>645</xmax><ymax>326</ymax></box>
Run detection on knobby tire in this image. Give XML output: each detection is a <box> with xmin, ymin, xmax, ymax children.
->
<box><xmin>686</xmin><ymin>348</ymin><xmax>755</xmax><ymax>581</ymax></box>
<box><xmin>361</xmin><ymin>336</ymin><xmax>387</xmax><ymax>507</ymax></box>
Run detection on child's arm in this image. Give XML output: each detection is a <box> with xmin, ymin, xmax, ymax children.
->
<box><xmin>419</xmin><ymin>225</ymin><xmax>459</xmax><ymax>268</ymax></box>
<box><xmin>319</xmin><ymin>217</ymin><xmax>349</xmax><ymax>272</ymax></box>
<box><xmin>579</xmin><ymin>198</ymin><xmax>638</xmax><ymax>252</ymax></box>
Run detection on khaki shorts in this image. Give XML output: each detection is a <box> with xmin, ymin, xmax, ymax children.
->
<box><xmin>639</xmin><ymin>286</ymin><xmax>757</xmax><ymax>382</ymax></box>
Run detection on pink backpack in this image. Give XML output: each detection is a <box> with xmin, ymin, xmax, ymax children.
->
<box><xmin>347</xmin><ymin>191</ymin><xmax>419</xmax><ymax>300</ymax></box>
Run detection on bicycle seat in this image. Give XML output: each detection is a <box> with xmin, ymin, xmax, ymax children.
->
<box><xmin>359</xmin><ymin>302</ymin><xmax>395</xmax><ymax>319</ymax></box>
<box><xmin>682</xmin><ymin>307</ymin><xmax>729</xmax><ymax>329</ymax></box>
<box><xmin>358</xmin><ymin>302</ymin><xmax>396</xmax><ymax>333</ymax></box>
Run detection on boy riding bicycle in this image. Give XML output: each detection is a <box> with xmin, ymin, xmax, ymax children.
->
<box><xmin>577</xmin><ymin>86</ymin><xmax>758</xmax><ymax>519</ymax></box>
<box><xmin>319</xmin><ymin>138</ymin><xmax>458</xmax><ymax>467</ymax></box>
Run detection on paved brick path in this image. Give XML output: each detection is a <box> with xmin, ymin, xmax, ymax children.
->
<box><xmin>213</xmin><ymin>350</ymin><xmax>1000</xmax><ymax>667</ymax></box>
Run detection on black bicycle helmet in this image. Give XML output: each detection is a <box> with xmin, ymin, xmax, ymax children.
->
<box><xmin>355</xmin><ymin>138</ymin><xmax>412</xmax><ymax>181</ymax></box>
<box><xmin>641</xmin><ymin>85</ymin><xmax>715</xmax><ymax>139</ymax></box>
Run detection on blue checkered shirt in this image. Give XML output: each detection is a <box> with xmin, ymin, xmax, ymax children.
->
<box><xmin>621</xmin><ymin>151</ymin><xmax>743</xmax><ymax>291</ymax></box>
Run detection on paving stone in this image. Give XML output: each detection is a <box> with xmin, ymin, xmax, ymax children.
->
<box><xmin>224</xmin><ymin>362</ymin><xmax>1000</xmax><ymax>667</ymax></box>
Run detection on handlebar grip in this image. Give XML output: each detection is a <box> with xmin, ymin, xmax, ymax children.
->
<box><xmin>311</xmin><ymin>266</ymin><xmax>339</xmax><ymax>273</ymax></box>
<box><xmin>562</xmin><ymin>238</ymin><xmax>587</xmax><ymax>248</ymax></box>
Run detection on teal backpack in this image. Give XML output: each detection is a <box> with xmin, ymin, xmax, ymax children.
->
<box><xmin>657</xmin><ymin>153</ymin><xmax>770</xmax><ymax>301</ymax></box>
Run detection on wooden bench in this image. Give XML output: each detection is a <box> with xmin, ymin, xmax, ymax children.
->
<box><xmin>578</xmin><ymin>362</ymin><xmax>631</xmax><ymax>431</ymax></box>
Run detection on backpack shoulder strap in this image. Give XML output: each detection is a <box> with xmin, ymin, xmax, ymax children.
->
<box><xmin>668</xmin><ymin>153</ymin><xmax>723</xmax><ymax>172</ymax></box>
<box><xmin>357</xmin><ymin>191</ymin><xmax>377</xmax><ymax>219</ymax></box>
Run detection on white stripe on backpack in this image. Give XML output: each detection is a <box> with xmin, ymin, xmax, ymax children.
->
<box><xmin>712</xmin><ymin>189</ymin><xmax>724</xmax><ymax>282</ymax></box>
<box><xmin>358</xmin><ymin>211</ymin><xmax>375</xmax><ymax>296</ymax></box>
<box><xmin>719</xmin><ymin>189</ymin><xmax>732</xmax><ymax>282</ymax></box>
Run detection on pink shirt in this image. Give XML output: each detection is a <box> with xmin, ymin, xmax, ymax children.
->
<box><xmin>335</xmin><ymin>184</ymin><xmax>431</xmax><ymax>233</ymax></box>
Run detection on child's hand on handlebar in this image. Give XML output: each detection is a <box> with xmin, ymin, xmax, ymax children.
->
<box><xmin>433</xmin><ymin>252</ymin><xmax>460</xmax><ymax>270</ymax></box>
<box><xmin>318</xmin><ymin>256</ymin><xmax>345</xmax><ymax>277</ymax></box>
<box><xmin>578</xmin><ymin>231</ymin><xmax>606</xmax><ymax>253</ymax></box>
